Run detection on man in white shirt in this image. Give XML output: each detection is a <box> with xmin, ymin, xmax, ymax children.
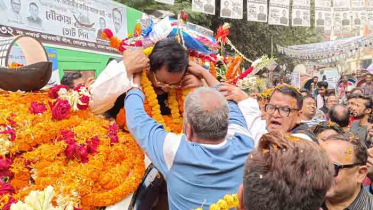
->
<box><xmin>218</xmin><ymin>84</ymin><xmax>312</xmax><ymax>146</ymax></box>
<box><xmin>89</xmin><ymin>38</ymin><xmax>201</xmax><ymax>118</ymax></box>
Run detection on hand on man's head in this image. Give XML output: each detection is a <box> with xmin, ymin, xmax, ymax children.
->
<box><xmin>122</xmin><ymin>49</ymin><xmax>150</xmax><ymax>75</ymax></box>
<box><xmin>181</xmin><ymin>74</ymin><xmax>204</xmax><ymax>89</ymax></box>
<box><xmin>218</xmin><ymin>84</ymin><xmax>249</xmax><ymax>103</ymax></box>
<box><xmin>187</xmin><ymin>61</ymin><xmax>205</xmax><ymax>78</ymax></box>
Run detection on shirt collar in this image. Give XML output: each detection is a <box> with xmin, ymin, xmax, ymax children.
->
<box><xmin>322</xmin><ymin>186</ymin><xmax>373</xmax><ymax>210</ymax></box>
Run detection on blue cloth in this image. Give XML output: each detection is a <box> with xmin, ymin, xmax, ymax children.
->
<box><xmin>125</xmin><ymin>88</ymin><xmax>254</xmax><ymax>210</ymax></box>
<box><xmin>168</xmin><ymin>29</ymin><xmax>216</xmax><ymax>55</ymax></box>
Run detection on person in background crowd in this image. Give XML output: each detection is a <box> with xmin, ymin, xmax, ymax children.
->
<box><xmin>322</xmin><ymin>132</ymin><xmax>373</xmax><ymax>210</ymax></box>
<box><xmin>320</xmin><ymin>94</ymin><xmax>338</xmax><ymax>118</ymax></box>
<box><xmin>341</xmin><ymin>85</ymin><xmax>354</xmax><ymax>106</ymax></box>
<box><xmin>362</xmin><ymin>74</ymin><xmax>373</xmax><ymax>95</ymax></box>
<box><xmin>238</xmin><ymin>132</ymin><xmax>334</xmax><ymax>210</ymax></box>
<box><xmin>311</xmin><ymin>76</ymin><xmax>319</xmax><ymax>96</ymax></box>
<box><xmin>348</xmin><ymin>88</ymin><xmax>364</xmax><ymax>124</ymax></box>
<box><xmin>351</xmin><ymin>87</ymin><xmax>364</xmax><ymax>95</ymax></box>
<box><xmin>300</xmin><ymin>88</ymin><xmax>312</xmax><ymax>97</ymax></box>
<box><xmin>316</xmin><ymin>81</ymin><xmax>328</xmax><ymax>110</ymax></box>
<box><xmin>277</xmin><ymin>76</ymin><xmax>288</xmax><ymax>86</ymax></box>
<box><xmin>219</xmin><ymin>84</ymin><xmax>313</xmax><ymax>145</ymax></box>
<box><xmin>329</xmin><ymin>104</ymin><xmax>350</xmax><ymax>132</ymax></box>
<box><xmin>125</xmin><ymin>65</ymin><xmax>254</xmax><ymax>209</ymax></box>
<box><xmin>300</xmin><ymin>96</ymin><xmax>326</xmax><ymax>127</ymax></box>
<box><xmin>349</xmin><ymin>94</ymin><xmax>372</xmax><ymax>145</ymax></box>
<box><xmin>61</xmin><ymin>72</ymin><xmax>85</xmax><ymax>89</ymax></box>
<box><xmin>310</xmin><ymin>121</ymin><xmax>344</xmax><ymax>145</ymax></box>
<box><xmin>338</xmin><ymin>75</ymin><xmax>354</xmax><ymax>100</ymax></box>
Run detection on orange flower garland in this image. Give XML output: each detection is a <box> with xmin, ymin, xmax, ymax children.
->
<box><xmin>226</xmin><ymin>56</ymin><xmax>242</xmax><ymax>80</ymax></box>
<box><xmin>0</xmin><ymin>91</ymin><xmax>145</xmax><ymax>209</ymax></box>
<box><xmin>209</xmin><ymin>62</ymin><xmax>217</xmax><ymax>78</ymax></box>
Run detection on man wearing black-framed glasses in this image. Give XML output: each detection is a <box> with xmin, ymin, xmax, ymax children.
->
<box><xmin>218</xmin><ymin>84</ymin><xmax>313</xmax><ymax>146</ymax></box>
<box><xmin>321</xmin><ymin>133</ymin><xmax>373</xmax><ymax>210</ymax></box>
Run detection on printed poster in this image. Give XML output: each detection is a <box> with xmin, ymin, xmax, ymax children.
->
<box><xmin>351</xmin><ymin>0</ymin><xmax>367</xmax><ymax>26</ymax></box>
<box><xmin>367</xmin><ymin>0</ymin><xmax>373</xmax><ymax>26</ymax></box>
<box><xmin>247</xmin><ymin>0</ymin><xmax>268</xmax><ymax>23</ymax></box>
<box><xmin>0</xmin><ymin>0</ymin><xmax>129</xmax><ymax>54</ymax></box>
<box><xmin>292</xmin><ymin>0</ymin><xmax>311</xmax><ymax>27</ymax></box>
<box><xmin>220</xmin><ymin>0</ymin><xmax>243</xmax><ymax>19</ymax></box>
<box><xmin>315</xmin><ymin>0</ymin><xmax>332</xmax><ymax>30</ymax></box>
<box><xmin>333</xmin><ymin>0</ymin><xmax>351</xmax><ymax>32</ymax></box>
<box><xmin>192</xmin><ymin>0</ymin><xmax>216</xmax><ymax>15</ymax></box>
<box><xmin>268</xmin><ymin>0</ymin><xmax>290</xmax><ymax>26</ymax></box>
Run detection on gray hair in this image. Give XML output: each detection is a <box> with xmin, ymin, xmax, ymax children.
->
<box><xmin>184</xmin><ymin>87</ymin><xmax>229</xmax><ymax>140</ymax></box>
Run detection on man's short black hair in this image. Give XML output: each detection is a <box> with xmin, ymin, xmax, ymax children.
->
<box><xmin>313</xmin><ymin>76</ymin><xmax>318</xmax><ymax>79</ymax></box>
<box><xmin>149</xmin><ymin>38</ymin><xmax>189</xmax><ymax>73</ymax></box>
<box><xmin>29</xmin><ymin>2</ymin><xmax>38</xmax><ymax>8</ymax></box>
<box><xmin>61</xmin><ymin>72</ymin><xmax>83</xmax><ymax>89</ymax></box>
<box><xmin>300</xmin><ymin>88</ymin><xmax>312</xmax><ymax>97</ymax></box>
<box><xmin>329</xmin><ymin>104</ymin><xmax>350</xmax><ymax>127</ymax></box>
<box><xmin>272</xmin><ymin>85</ymin><xmax>303</xmax><ymax>109</ymax></box>
<box><xmin>317</xmin><ymin>81</ymin><xmax>328</xmax><ymax>89</ymax></box>
<box><xmin>348</xmin><ymin>93</ymin><xmax>373</xmax><ymax>109</ymax></box>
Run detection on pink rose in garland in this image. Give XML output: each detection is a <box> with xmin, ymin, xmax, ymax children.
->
<box><xmin>0</xmin><ymin>158</ymin><xmax>11</xmax><ymax>171</ymax></box>
<box><xmin>73</xmin><ymin>84</ymin><xmax>85</xmax><ymax>92</ymax></box>
<box><xmin>87</xmin><ymin>136</ymin><xmax>100</xmax><ymax>154</ymax></box>
<box><xmin>77</xmin><ymin>145</ymin><xmax>89</xmax><ymax>163</ymax></box>
<box><xmin>0</xmin><ymin>182</ymin><xmax>14</xmax><ymax>196</ymax></box>
<box><xmin>48</xmin><ymin>85</ymin><xmax>69</xmax><ymax>99</ymax></box>
<box><xmin>29</xmin><ymin>102</ymin><xmax>47</xmax><ymax>114</ymax></box>
<box><xmin>50</xmin><ymin>99</ymin><xmax>71</xmax><ymax>120</ymax></box>
<box><xmin>60</xmin><ymin>130</ymin><xmax>75</xmax><ymax>144</ymax></box>
<box><xmin>107</xmin><ymin>124</ymin><xmax>119</xmax><ymax>145</ymax></box>
<box><xmin>77</xmin><ymin>95</ymin><xmax>90</xmax><ymax>110</ymax></box>
<box><xmin>65</xmin><ymin>142</ymin><xmax>77</xmax><ymax>160</ymax></box>
<box><xmin>2</xmin><ymin>196</ymin><xmax>17</xmax><ymax>210</ymax></box>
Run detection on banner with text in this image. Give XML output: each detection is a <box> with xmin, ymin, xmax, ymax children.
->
<box><xmin>220</xmin><ymin>0</ymin><xmax>243</xmax><ymax>19</ymax></box>
<box><xmin>0</xmin><ymin>0</ymin><xmax>129</xmax><ymax>54</ymax></box>
<box><xmin>192</xmin><ymin>0</ymin><xmax>216</xmax><ymax>15</ymax></box>
<box><xmin>268</xmin><ymin>0</ymin><xmax>290</xmax><ymax>26</ymax></box>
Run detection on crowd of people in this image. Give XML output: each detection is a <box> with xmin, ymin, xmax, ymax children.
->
<box><xmin>60</xmin><ymin>39</ymin><xmax>373</xmax><ymax>210</ymax></box>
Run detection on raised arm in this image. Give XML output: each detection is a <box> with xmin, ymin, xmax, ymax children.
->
<box><xmin>218</xmin><ymin>85</ymin><xmax>266</xmax><ymax>146</ymax></box>
<box><xmin>125</xmin><ymin>88</ymin><xmax>173</xmax><ymax>175</ymax></box>
<box><xmin>89</xmin><ymin>50</ymin><xmax>149</xmax><ymax>114</ymax></box>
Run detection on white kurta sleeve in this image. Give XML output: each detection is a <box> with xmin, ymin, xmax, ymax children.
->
<box><xmin>238</xmin><ymin>98</ymin><xmax>268</xmax><ymax>147</ymax></box>
<box><xmin>89</xmin><ymin>59</ymin><xmax>137</xmax><ymax>114</ymax></box>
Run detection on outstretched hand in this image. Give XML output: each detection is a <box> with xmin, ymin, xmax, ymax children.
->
<box><xmin>123</xmin><ymin>49</ymin><xmax>150</xmax><ymax>75</ymax></box>
<box><xmin>187</xmin><ymin>61</ymin><xmax>205</xmax><ymax>78</ymax></box>
<box><xmin>218</xmin><ymin>84</ymin><xmax>249</xmax><ymax>103</ymax></box>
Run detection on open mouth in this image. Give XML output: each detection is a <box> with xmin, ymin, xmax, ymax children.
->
<box><xmin>269</xmin><ymin>120</ymin><xmax>282</xmax><ymax>128</ymax></box>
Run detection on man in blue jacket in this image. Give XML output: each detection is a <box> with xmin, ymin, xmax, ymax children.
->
<box><xmin>125</xmin><ymin>61</ymin><xmax>254</xmax><ymax>209</ymax></box>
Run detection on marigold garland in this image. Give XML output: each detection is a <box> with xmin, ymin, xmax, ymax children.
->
<box><xmin>225</xmin><ymin>56</ymin><xmax>242</xmax><ymax>80</ymax></box>
<box><xmin>0</xmin><ymin>91</ymin><xmax>145</xmax><ymax>209</ymax></box>
<box><xmin>195</xmin><ymin>194</ymin><xmax>239</xmax><ymax>210</ymax></box>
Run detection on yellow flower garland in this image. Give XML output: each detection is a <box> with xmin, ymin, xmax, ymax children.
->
<box><xmin>195</xmin><ymin>194</ymin><xmax>239</xmax><ymax>210</ymax></box>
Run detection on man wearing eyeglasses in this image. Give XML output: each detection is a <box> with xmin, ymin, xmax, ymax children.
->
<box><xmin>321</xmin><ymin>133</ymin><xmax>373</xmax><ymax>210</ymax></box>
<box><xmin>89</xmin><ymin>38</ymin><xmax>203</xmax><ymax>118</ymax></box>
<box><xmin>218</xmin><ymin>84</ymin><xmax>312</xmax><ymax>146</ymax></box>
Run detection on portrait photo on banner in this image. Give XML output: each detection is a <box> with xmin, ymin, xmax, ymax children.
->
<box><xmin>220</xmin><ymin>0</ymin><xmax>243</xmax><ymax>19</ymax></box>
<box><xmin>247</xmin><ymin>0</ymin><xmax>268</xmax><ymax>23</ymax></box>
<box><xmin>268</xmin><ymin>0</ymin><xmax>290</xmax><ymax>26</ymax></box>
<box><xmin>192</xmin><ymin>0</ymin><xmax>216</xmax><ymax>15</ymax></box>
